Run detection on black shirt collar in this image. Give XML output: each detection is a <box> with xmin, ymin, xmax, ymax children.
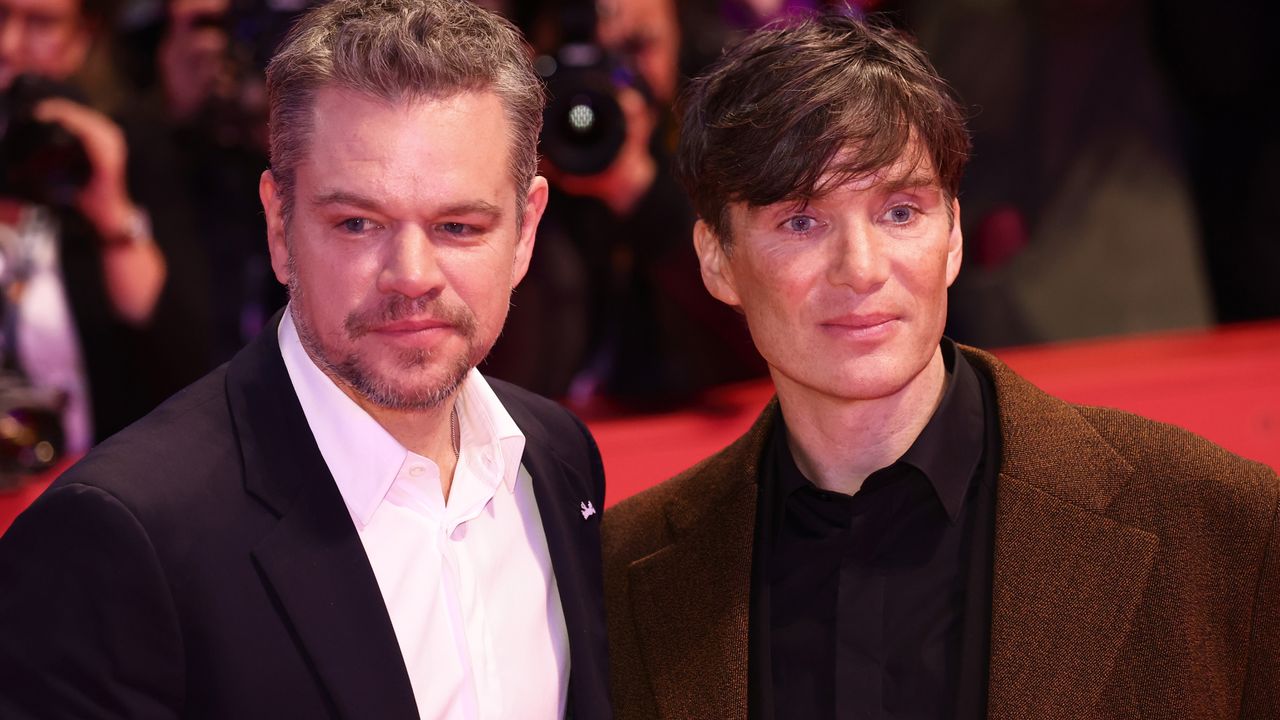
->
<box><xmin>772</xmin><ymin>338</ymin><xmax>985</xmax><ymax>522</ymax></box>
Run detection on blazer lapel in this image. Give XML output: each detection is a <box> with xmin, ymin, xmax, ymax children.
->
<box><xmin>626</xmin><ymin>405</ymin><xmax>777</xmax><ymax>719</ymax></box>
<box><xmin>227</xmin><ymin>312</ymin><xmax>419</xmax><ymax>719</ymax></box>
<box><xmin>252</xmin><ymin>482</ymin><xmax>420</xmax><ymax>719</ymax></box>
<box><xmin>968</xmin><ymin>348</ymin><xmax>1160</xmax><ymax>719</ymax></box>
<box><xmin>987</xmin><ymin>475</ymin><xmax>1157</xmax><ymax>719</ymax></box>
<box><xmin>499</xmin><ymin>392</ymin><xmax>611</xmax><ymax>719</ymax></box>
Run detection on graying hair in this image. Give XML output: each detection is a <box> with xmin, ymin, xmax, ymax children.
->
<box><xmin>265</xmin><ymin>0</ymin><xmax>545</xmax><ymax>226</ymax></box>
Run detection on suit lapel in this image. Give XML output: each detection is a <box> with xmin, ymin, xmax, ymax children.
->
<box><xmin>626</xmin><ymin>405</ymin><xmax>777</xmax><ymax>719</ymax></box>
<box><xmin>252</xmin><ymin>481</ymin><xmax>420</xmax><ymax>719</ymax></box>
<box><xmin>967</xmin><ymin>348</ymin><xmax>1160</xmax><ymax>719</ymax></box>
<box><xmin>227</xmin><ymin>312</ymin><xmax>418</xmax><ymax>719</ymax></box>
<box><xmin>498</xmin><ymin>390</ymin><xmax>611</xmax><ymax>719</ymax></box>
<box><xmin>987</xmin><ymin>475</ymin><xmax>1157</xmax><ymax>719</ymax></box>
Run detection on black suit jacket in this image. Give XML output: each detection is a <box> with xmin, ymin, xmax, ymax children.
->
<box><xmin>0</xmin><ymin>314</ymin><xmax>611</xmax><ymax>719</ymax></box>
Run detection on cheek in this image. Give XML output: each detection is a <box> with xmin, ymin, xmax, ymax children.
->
<box><xmin>293</xmin><ymin>246</ymin><xmax>374</xmax><ymax>314</ymax></box>
<box><xmin>445</xmin><ymin>254</ymin><xmax>515</xmax><ymax>319</ymax></box>
<box><xmin>896</xmin><ymin>244</ymin><xmax>953</xmax><ymax>297</ymax></box>
<box><xmin>736</xmin><ymin>270</ymin><xmax>807</xmax><ymax>340</ymax></box>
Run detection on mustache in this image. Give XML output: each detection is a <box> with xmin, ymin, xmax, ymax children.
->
<box><xmin>344</xmin><ymin>295</ymin><xmax>478</xmax><ymax>340</ymax></box>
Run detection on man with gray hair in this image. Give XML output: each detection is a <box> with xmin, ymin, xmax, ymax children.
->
<box><xmin>0</xmin><ymin>0</ymin><xmax>611</xmax><ymax>717</ymax></box>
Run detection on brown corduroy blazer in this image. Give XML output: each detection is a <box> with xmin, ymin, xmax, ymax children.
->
<box><xmin>603</xmin><ymin>347</ymin><xmax>1279</xmax><ymax>720</ymax></box>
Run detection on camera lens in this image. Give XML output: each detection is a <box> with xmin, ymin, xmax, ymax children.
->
<box><xmin>542</xmin><ymin>66</ymin><xmax>627</xmax><ymax>176</ymax></box>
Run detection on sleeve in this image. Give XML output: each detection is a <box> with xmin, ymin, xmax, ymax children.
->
<box><xmin>0</xmin><ymin>483</ymin><xmax>185</xmax><ymax>719</ymax></box>
<box><xmin>1241</xmin><ymin>486</ymin><xmax>1280</xmax><ymax>718</ymax></box>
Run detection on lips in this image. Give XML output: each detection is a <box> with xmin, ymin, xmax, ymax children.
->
<box><xmin>345</xmin><ymin>297</ymin><xmax>479</xmax><ymax>341</ymax></box>
<box><xmin>369</xmin><ymin>318</ymin><xmax>452</xmax><ymax>334</ymax></box>
<box><xmin>820</xmin><ymin>313</ymin><xmax>899</xmax><ymax>329</ymax></box>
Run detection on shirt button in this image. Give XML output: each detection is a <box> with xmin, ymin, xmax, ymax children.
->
<box><xmin>409</xmin><ymin>465</ymin><xmax>425</xmax><ymax>477</ymax></box>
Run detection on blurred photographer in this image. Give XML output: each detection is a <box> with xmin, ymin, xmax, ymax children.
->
<box><xmin>486</xmin><ymin>0</ymin><xmax>763</xmax><ymax>409</ymax></box>
<box><xmin>0</xmin><ymin>0</ymin><xmax>195</xmax><ymax>465</ymax></box>
<box><xmin>1</xmin><ymin>0</ymin><xmax>165</xmax><ymax>324</ymax></box>
<box><xmin>113</xmin><ymin>0</ymin><xmax>306</xmax><ymax>364</ymax></box>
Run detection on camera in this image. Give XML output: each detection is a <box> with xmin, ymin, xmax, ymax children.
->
<box><xmin>0</xmin><ymin>75</ymin><xmax>92</xmax><ymax>208</ymax></box>
<box><xmin>536</xmin><ymin>2</ymin><xmax>647</xmax><ymax>176</ymax></box>
<box><xmin>538</xmin><ymin>43</ymin><xmax>631</xmax><ymax>176</ymax></box>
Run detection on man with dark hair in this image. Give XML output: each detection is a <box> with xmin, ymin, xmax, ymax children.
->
<box><xmin>603</xmin><ymin>15</ymin><xmax>1278</xmax><ymax>720</ymax></box>
<box><xmin>0</xmin><ymin>0</ymin><xmax>611</xmax><ymax>717</ymax></box>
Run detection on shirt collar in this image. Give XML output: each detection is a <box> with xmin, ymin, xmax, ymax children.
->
<box><xmin>894</xmin><ymin>338</ymin><xmax>986</xmax><ymax>520</ymax></box>
<box><xmin>772</xmin><ymin>338</ymin><xmax>985</xmax><ymax>522</ymax></box>
<box><xmin>277</xmin><ymin>309</ymin><xmax>527</xmax><ymax>528</ymax></box>
<box><xmin>454</xmin><ymin>362</ymin><xmax>527</xmax><ymax>496</ymax></box>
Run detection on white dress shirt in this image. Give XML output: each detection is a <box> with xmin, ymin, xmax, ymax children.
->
<box><xmin>278</xmin><ymin>311</ymin><xmax>569</xmax><ymax>719</ymax></box>
<box><xmin>1</xmin><ymin>206</ymin><xmax>93</xmax><ymax>452</ymax></box>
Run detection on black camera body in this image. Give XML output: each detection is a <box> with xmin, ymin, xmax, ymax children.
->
<box><xmin>536</xmin><ymin>0</ymin><xmax>654</xmax><ymax>177</ymax></box>
<box><xmin>539</xmin><ymin>43</ymin><xmax>631</xmax><ymax>176</ymax></box>
<box><xmin>0</xmin><ymin>75</ymin><xmax>92</xmax><ymax>207</ymax></box>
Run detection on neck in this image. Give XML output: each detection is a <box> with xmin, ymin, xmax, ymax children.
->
<box><xmin>338</xmin><ymin>383</ymin><xmax>462</xmax><ymax>501</ymax></box>
<box><xmin>775</xmin><ymin>347</ymin><xmax>947</xmax><ymax>496</ymax></box>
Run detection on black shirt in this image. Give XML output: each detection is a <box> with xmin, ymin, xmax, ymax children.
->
<box><xmin>748</xmin><ymin>340</ymin><xmax>1000</xmax><ymax>720</ymax></box>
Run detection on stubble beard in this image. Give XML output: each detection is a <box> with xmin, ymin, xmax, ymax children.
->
<box><xmin>287</xmin><ymin>256</ymin><xmax>484</xmax><ymax>411</ymax></box>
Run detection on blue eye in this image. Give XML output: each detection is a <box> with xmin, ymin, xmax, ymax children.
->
<box><xmin>440</xmin><ymin>222</ymin><xmax>469</xmax><ymax>235</ymax></box>
<box><xmin>887</xmin><ymin>206</ymin><xmax>916</xmax><ymax>224</ymax></box>
<box><xmin>341</xmin><ymin>218</ymin><xmax>371</xmax><ymax>233</ymax></box>
<box><xmin>785</xmin><ymin>216</ymin><xmax>816</xmax><ymax>234</ymax></box>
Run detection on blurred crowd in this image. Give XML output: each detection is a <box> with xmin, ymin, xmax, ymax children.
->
<box><xmin>0</xmin><ymin>0</ymin><xmax>1276</xmax><ymax>473</ymax></box>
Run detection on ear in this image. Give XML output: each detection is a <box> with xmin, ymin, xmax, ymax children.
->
<box><xmin>260</xmin><ymin>170</ymin><xmax>290</xmax><ymax>286</ymax></box>
<box><xmin>693</xmin><ymin>219</ymin><xmax>741</xmax><ymax>307</ymax></box>
<box><xmin>511</xmin><ymin>175</ymin><xmax>548</xmax><ymax>288</ymax></box>
<box><xmin>945</xmin><ymin>198</ymin><xmax>963</xmax><ymax>287</ymax></box>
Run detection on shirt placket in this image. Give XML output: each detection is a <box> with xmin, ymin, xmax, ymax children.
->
<box><xmin>835</xmin><ymin>505</ymin><xmax>886</xmax><ymax>719</ymax></box>
<box><xmin>444</xmin><ymin>445</ymin><xmax>507</xmax><ymax>719</ymax></box>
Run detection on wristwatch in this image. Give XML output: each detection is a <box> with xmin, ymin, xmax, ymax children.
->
<box><xmin>100</xmin><ymin>206</ymin><xmax>154</xmax><ymax>249</ymax></box>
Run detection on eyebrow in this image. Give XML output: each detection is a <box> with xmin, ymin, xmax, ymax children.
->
<box><xmin>311</xmin><ymin>191</ymin><xmax>382</xmax><ymax>211</ymax></box>
<box><xmin>310</xmin><ymin>192</ymin><xmax>504</xmax><ymax>219</ymax></box>
<box><xmin>436</xmin><ymin>200</ymin><xmax>504</xmax><ymax>219</ymax></box>
<box><xmin>877</xmin><ymin>172</ymin><xmax>942</xmax><ymax>195</ymax></box>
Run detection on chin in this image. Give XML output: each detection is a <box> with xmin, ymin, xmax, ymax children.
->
<box><xmin>812</xmin><ymin>357</ymin><xmax>925</xmax><ymax>403</ymax></box>
<box><xmin>353</xmin><ymin>371</ymin><xmax>470</xmax><ymax>411</ymax></box>
<box><xmin>332</xmin><ymin>347</ymin><xmax>474</xmax><ymax>409</ymax></box>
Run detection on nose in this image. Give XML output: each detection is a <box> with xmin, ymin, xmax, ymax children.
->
<box><xmin>826</xmin><ymin>223</ymin><xmax>890</xmax><ymax>294</ymax></box>
<box><xmin>377</xmin><ymin>226</ymin><xmax>446</xmax><ymax>300</ymax></box>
